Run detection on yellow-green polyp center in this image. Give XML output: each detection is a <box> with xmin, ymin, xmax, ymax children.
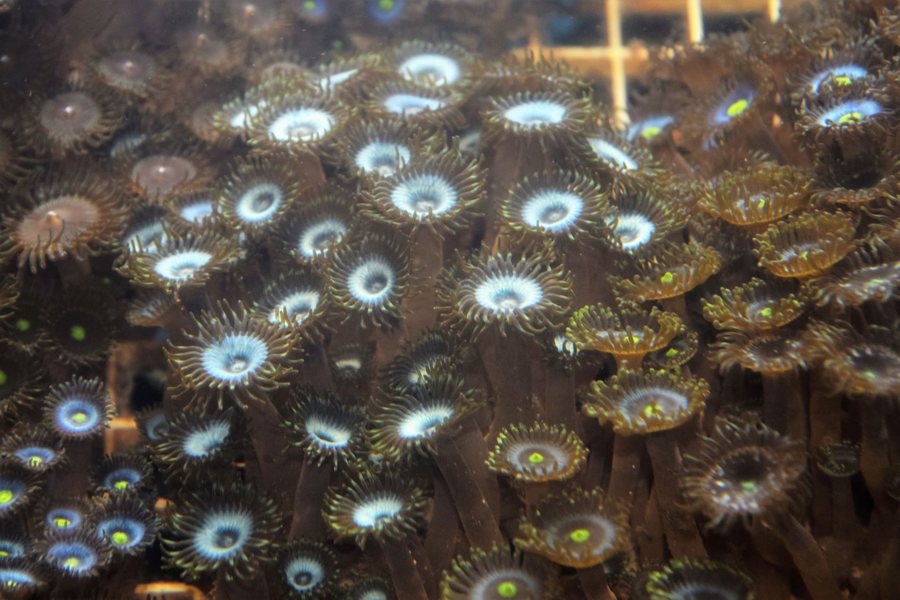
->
<box><xmin>71</xmin><ymin>412</ymin><xmax>89</xmax><ymax>425</ymax></box>
<box><xmin>70</xmin><ymin>325</ymin><xmax>87</xmax><ymax>342</ymax></box>
<box><xmin>379</xmin><ymin>0</ymin><xmax>395</xmax><ymax>9</ymax></box>
<box><xmin>527</xmin><ymin>452</ymin><xmax>545</xmax><ymax>464</ymax></box>
<box><xmin>64</xmin><ymin>557</ymin><xmax>81</xmax><ymax>569</ymax></box>
<box><xmin>15</xmin><ymin>319</ymin><xmax>30</xmax><ymax>332</ymax></box>
<box><xmin>0</xmin><ymin>490</ymin><xmax>13</xmax><ymax>505</ymax></box>
<box><xmin>111</xmin><ymin>531</ymin><xmax>130</xmax><ymax>546</ymax></box>
<box><xmin>569</xmin><ymin>528</ymin><xmax>591</xmax><ymax>543</ymax></box>
<box><xmin>497</xmin><ymin>581</ymin><xmax>518</xmax><ymax>598</ymax></box>
<box><xmin>726</xmin><ymin>98</ymin><xmax>749</xmax><ymax>118</ymax></box>
<box><xmin>114</xmin><ymin>480</ymin><xmax>129</xmax><ymax>491</ymax></box>
<box><xmin>0</xmin><ymin>370</ymin><xmax>6</xmax><ymax>386</ymax></box>
<box><xmin>837</xmin><ymin>111</ymin><xmax>862</xmax><ymax>125</ymax></box>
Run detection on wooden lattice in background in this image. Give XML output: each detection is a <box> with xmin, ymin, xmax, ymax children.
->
<box><xmin>514</xmin><ymin>0</ymin><xmax>793</xmax><ymax>123</ymax></box>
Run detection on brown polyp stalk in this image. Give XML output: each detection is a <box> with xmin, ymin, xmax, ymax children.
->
<box><xmin>644</xmin><ymin>430</ymin><xmax>707</xmax><ymax>559</ymax></box>
<box><xmin>478</xmin><ymin>327</ymin><xmax>534</xmax><ymax>433</ymax></box>
<box><xmin>52</xmin><ymin>440</ymin><xmax>93</xmax><ymax>498</ymax></box>
<box><xmin>434</xmin><ymin>433</ymin><xmax>504</xmax><ymax>550</ymax></box>
<box><xmin>401</xmin><ymin>226</ymin><xmax>444</xmax><ymax>342</ymax></box>
<box><xmin>826</xmin><ymin>472</ymin><xmax>857</xmax><ymax>576</ymax></box>
<box><xmin>809</xmin><ymin>370</ymin><xmax>841</xmax><ymax>533</ymax></box>
<box><xmin>859</xmin><ymin>400</ymin><xmax>889</xmax><ymax>509</ymax></box>
<box><xmin>289</xmin><ymin>459</ymin><xmax>331</xmax><ymax>540</ymax></box>
<box><xmin>245</xmin><ymin>397</ymin><xmax>296</xmax><ymax>513</ymax></box>
<box><xmin>483</xmin><ymin>139</ymin><xmax>529</xmax><ymax>249</ymax></box>
<box><xmin>424</xmin><ymin>473</ymin><xmax>461</xmax><ymax>577</ymax></box>
<box><xmin>660</xmin><ymin>294</ymin><xmax>688</xmax><ymax>324</ymax></box>
<box><xmin>542</xmin><ymin>364</ymin><xmax>577</xmax><ymax>430</ymax></box>
<box><xmin>454</xmin><ymin>418</ymin><xmax>501</xmax><ymax>517</ymax></box>
<box><xmin>381</xmin><ymin>536</ymin><xmax>430</xmax><ymax>600</ymax></box>
<box><xmin>762</xmin><ymin>509</ymin><xmax>842</xmax><ymax>600</ymax></box>
<box><xmin>297</xmin><ymin>345</ymin><xmax>334</xmax><ymax>390</ymax></box>
<box><xmin>569</xmin><ymin>245</ymin><xmax>613</xmax><ymax>307</ymax></box>
<box><xmin>636</xmin><ymin>473</ymin><xmax>665</xmax><ymax>563</ymax></box>
<box><xmin>577</xmin><ymin>565</ymin><xmax>616</xmax><ymax>600</ymax></box>
<box><xmin>606</xmin><ymin>433</ymin><xmax>643</xmax><ymax>509</ymax></box>
<box><xmin>761</xmin><ymin>370</ymin><xmax>806</xmax><ymax>440</ymax></box>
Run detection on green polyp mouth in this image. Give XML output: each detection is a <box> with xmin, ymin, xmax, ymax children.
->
<box><xmin>15</xmin><ymin>318</ymin><xmax>30</xmax><ymax>332</ymax></box>
<box><xmin>527</xmin><ymin>452</ymin><xmax>545</xmax><ymax>464</ymax></box>
<box><xmin>63</xmin><ymin>556</ymin><xmax>81</xmax><ymax>569</ymax></box>
<box><xmin>837</xmin><ymin>111</ymin><xmax>863</xmax><ymax>125</ymax></box>
<box><xmin>303</xmin><ymin>0</ymin><xmax>315</xmax><ymax>9</ymax></box>
<box><xmin>27</xmin><ymin>456</ymin><xmax>43</xmax><ymax>467</ymax></box>
<box><xmin>114</xmin><ymin>480</ymin><xmax>130</xmax><ymax>491</ymax></box>
<box><xmin>659</xmin><ymin>271</ymin><xmax>675</xmax><ymax>285</ymax></box>
<box><xmin>641</xmin><ymin>126</ymin><xmax>662</xmax><ymax>140</ymax></box>
<box><xmin>740</xmin><ymin>480</ymin><xmax>758</xmax><ymax>492</ymax></box>
<box><xmin>569</xmin><ymin>528</ymin><xmax>591</xmax><ymax>543</ymax></box>
<box><xmin>70</xmin><ymin>411</ymin><xmax>89</xmax><ymax>425</ymax></box>
<box><xmin>0</xmin><ymin>370</ymin><xmax>6</xmax><ymax>386</ymax></box>
<box><xmin>379</xmin><ymin>0</ymin><xmax>395</xmax><ymax>10</ymax></box>
<box><xmin>0</xmin><ymin>490</ymin><xmax>14</xmax><ymax>505</ymax></box>
<box><xmin>665</xmin><ymin>348</ymin><xmax>679</xmax><ymax>358</ymax></box>
<box><xmin>758</xmin><ymin>307</ymin><xmax>773</xmax><ymax>319</ymax></box>
<box><xmin>833</xmin><ymin>75</ymin><xmax>852</xmax><ymax>86</ymax></box>
<box><xmin>70</xmin><ymin>325</ymin><xmax>87</xmax><ymax>342</ymax></box>
<box><xmin>726</xmin><ymin>98</ymin><xmax>749</xmax><ymax>118</ymax></box>
<box><xmin>111</xmin><ymin>531</ymin><xmax>130</xmax><ymax>546</ymax></box>
<box><xmin>497</xmin><ymin>581</ymin><xmax>518</xmax><ymax>598</ymax></box>
<box><xmin>642</xmin><ymin>402</ymin><xmax>663</xmax><ymax>417</ymax></box>
<box><xmin>53</xmin><ymin>518</ymin><xmax>73</xmax><ymax>528</ymax></box>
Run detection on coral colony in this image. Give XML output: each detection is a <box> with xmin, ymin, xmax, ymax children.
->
<box><xmin>0</xmin><ymin>0</ymin><xmax>898</xmax><ymax>598</ymax></box>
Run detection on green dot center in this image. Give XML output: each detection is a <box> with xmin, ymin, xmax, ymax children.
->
<box><xmin>70</xmin><ymin>325</ymin><xmax>87</xmax><ymax>342</ymax></box>
<box><xmin>15</xmin><ymin>319</ymin><xmax>30</xmax><ymax>332</ymax></box>
<box><xmin>497</xmin><ymin>581</ymin><xmax>518</xmax><ymax>598</ymax></box>
<box><xmin>726</xmin><ymin>98</ymin><xmax>749</xmax><ymax>118</ymax></box>
<box><xmin>0</xmin><ymin>490</ymin><xmax>13</xmax><ymax>505</ymax></box>
<box><xmin>527</xmin><ymin>452</ymin><xmax>545</xmax><ymax>464</ymax></box>
<box><xmin>569</xmin><ymin>528</ymin><xmax>591</xmax><ymax>543</ymax></box>
<box><xmin>111</xmin><ymin>531</ymin><xmax>130</xmax><ymax>546</ymax></box>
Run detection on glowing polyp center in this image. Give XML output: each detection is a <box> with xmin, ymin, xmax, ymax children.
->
<box><xmin>521</xmin><ymin>189</ymin><xmax>583</xmax><ymax>232</ymax></box>
<box><xmin>268</xmin><ymin>108</ymin><xmax>335</xmax><ymax>143</ymax></box>
<box><xmin>504</xmin><ymin>100</ymin><xmax>567</xmax><ymax>127</ymax></box>
<box><xmin>818</xmin><ymin>99</ymin><xmax>882</xmax><ymax>127</ymax></box>
<box><xmin>399</xmin><ymin>405</ymin><xmax>454</xmax><ymax>438</ymax></box>
<box><xmin>347</xmin><ymin>258</ymin><xmax>395</xmax><ymax>305</ymax></box>
<box><xmin>194</xmin><ymin>512</ymin><xmax>252</xmax><ymax>559</ymax></box>
<box><xmin>236</xmin><ymin>182</ymin><xmax>283</xmax><ymax>222</ymax></box>
<box><xmin>622</xmin><ymin>387</ymin><xmax>689</xmax><ymax>425</ymax></box>
<box><xmin>0</xmin><ymin>490</ymin><xmax>13</xmax><ymax>505</ymax></box>
<box><xmin>269</xmin><ymin>290</ymin><xmax>320</xmax><ymax>325</ymax></box>
<box><xmin>809</xmin><ymin>64</ymin><xmax>867</xmax><ymax>92</ymax></box>
<box><xmin>399</xmin><ymin>54</ymin><xmax>461</xmax><ymax>86</ymax></box>
<box><xmin>610</xmin><ymin>213</ymin><xmax>655</xmax><ymax>250</ymax></box>
<box><xmin>391</xmin><ymin>173</ymin><xmax>458</xmax><ymax>217</ymax></box>
<box><xmin>353</xmin><ymin>495</ymin><xmax>403</xmax><ymax>528</ymax></box>
<box><xmin>59</xmin><ymin>399</ymin><xmax>100</xmax><ymax>433</ymax></box>
<box><xmin>286</xmin><ymin>556</ymin><xmax>324</xmax><ymax>591</ymax></box>
<box><xmin>588</xmin><ymin>137</ymin><xmax>639</xmax><ymax>170</ymax></box>
<box><xmin>356</xmin><ymin>141</ymin><xmax>411</xmax><ymax>176</ymax></box>
<box><xmin>201</xmin><ymin>334</ymin><xmax>269</xmax><ymax>382</ymax></box>
<box><xmin>474</xmin><ymin>273</ymin><xmax>544</xmax><ymax>313</ymax></box>
<box><xmin>153</xmin><ymin>251</ymin><xmax>213</xmax><ymax>281</ymax></box>
<box><xmin>70</xmin><ymin>325</ymin><xmax>87</xmax><ymax>342</ymax></box>
<box><xmin>182</xmin><ymin>421</ymin><xmax>230</xmax><ymax>457</ymax></box>
<box><xmin>383</xmin><ymin>93</ymin><xmax>446</xmax><ymax>116</ymax></box>
<box><xmin>298</xmin><ymin>218</ymin><xmax>346</xmax><ymax>257</ymax></box>
<box><xmin>306</xmin><ymin>415</ymin><xmax>352</xmax><ymax>448</ymax></box>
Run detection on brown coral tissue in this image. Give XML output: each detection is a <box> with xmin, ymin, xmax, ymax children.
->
<box><xmin>1</xmin><ymin>1</ymin><xmax>899</xmax><ymax>599</ymax></box>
